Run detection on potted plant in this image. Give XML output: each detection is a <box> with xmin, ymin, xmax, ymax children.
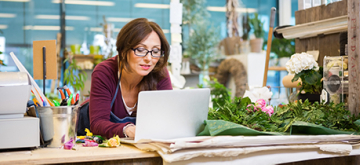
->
<box><xmin>286</xmin><ymin>52</ymin><xmax>323</xmax><ymax>103</ymax></box>
<box><xmin>185</xmin><ymin>20</ymin><xmax>220</xmax><ymax>86</ymax></box>
<box><xmin>271</xmin><ymin>38</ymin><xmax>295</xmax><ymax>67</ymax></box>
<box><xmin>249</xmin><ymin>13</ymin><xmax>265</xmax><ymax>53</ymax></box>
<box><xmin>241</xmin><ymin>12</ymin><xmax>251</xmax><ymax>54</ymax></box>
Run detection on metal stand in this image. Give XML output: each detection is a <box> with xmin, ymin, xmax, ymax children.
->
<box><xmin>43</xmin><ymin>46</ymin><xmax>46</xmax><ymax>95</ymax></box>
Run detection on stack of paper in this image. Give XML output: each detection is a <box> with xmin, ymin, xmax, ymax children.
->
<box><xmin>121</xmin><ymin>135</ymin><xmax>360</xmax><ymax>163</ymax></box>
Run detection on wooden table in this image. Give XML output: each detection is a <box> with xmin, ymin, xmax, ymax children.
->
<box><xmin>0</xmin><ymin>144</ymin><xmax>161</xmax><ymax>165</ymax></box>
<box><xmin>2</xmin><ymin>143</ymin><xmax>360</xmax><ymax>165</ymax></box>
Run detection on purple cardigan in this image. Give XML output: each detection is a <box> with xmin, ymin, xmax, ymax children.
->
<box><xmin>89</xmin><ymin>55</ymin><xmax>172</xmax><ymax>138</ymax></box>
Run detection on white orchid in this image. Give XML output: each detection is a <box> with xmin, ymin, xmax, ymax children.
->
<box><xmin>286</xmin><ymin>52</ymin><xmax>319</xmax><ymax>74</ymax></box>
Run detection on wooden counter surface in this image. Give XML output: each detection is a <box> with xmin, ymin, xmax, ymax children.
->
<box><xmin>0</xmin><ymin>144</ymin><xmax>161</xmax><ymax>165</ymax></box>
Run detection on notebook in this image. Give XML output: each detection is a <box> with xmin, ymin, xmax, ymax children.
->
<box><xmin>133</xmin><ymin>88</ymin><xmax>210</xmax><ymax>142</ymax></box>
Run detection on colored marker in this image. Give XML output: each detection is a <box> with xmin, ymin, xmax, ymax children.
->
<box><xmin>67</xmin><ymin>94</ymin><xmax>73</xmax><ymax>106</ymax></box>
<box><xmin>53</xmin><ymin>100</ymin><xmax>60</xmax><ymax>106</ymax></box>
<box><xmin>46</xmin><ymin>97</ymin><xmax>55</xmax><ymax>106</ymax></box>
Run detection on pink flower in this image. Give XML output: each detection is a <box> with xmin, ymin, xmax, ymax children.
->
<box><xmin>263</xmin><ymin>106</ymin><xmax>274</xmax><ymax>116</ymax></box>
<box><xmin>246</xmin><ymin>104</ymin><xmax>257</xmax><ymax>112</ymax></box>
<box><xmin>255</xmin><ymin>99</ymin><xmax>266</xmax><ymax>109</ymax></box>
<box><xmin>63</xmin><ymin>138</ymin><xmax>74</xmax><ymax>150</ymax></box>
<box><xmin>83</xmin><ymin>140</ymin><xmax>99</xmax><ymax>147</ymax></box>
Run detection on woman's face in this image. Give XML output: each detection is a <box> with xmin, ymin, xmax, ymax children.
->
<box><xmin>128</xmin><ymin>31</ymin><xmax>161</xmax><ymax>77</ymax></box>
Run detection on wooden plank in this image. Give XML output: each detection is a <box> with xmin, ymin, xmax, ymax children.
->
<box><xmin>268</xmin><ymin>66</ymin><xmax>287</xmax><ymax>71</ymax></box>
<box><xmin>348</xmin><ymin>0</ymin><xmax>360</xmax><ymax>115</ymax></box>
<box><xmin>319</xmin><ymin>0</ymin><xmax>347</xmax><ymax>20</ymax></box>
<box><xmin>295</xmin><ymin>38</ymin><xmax>307</xmax><ymax>53</ymax></box>
<box><xmin>58</xmin><ymin>157</ymin><xmax>163</xmax><ymax>165</ymax></box>
<box><xmin>295</xmin><ymin>9</ymin><xmax>306</xmax><ymax>25</ymax></box>
<box><xmin>0</xmin><ymin>144</ymin><xmax>160</xmax><ymax>165</ymax></box>
<box><xmin>317</xmin><ymin>34</ymin><xmax>340</xmax><ymax>67</ymax></box>
<box><xmin>305</xmin><ymin>6</ymin><xmax>320</xmax><ymax>23</ymax></box>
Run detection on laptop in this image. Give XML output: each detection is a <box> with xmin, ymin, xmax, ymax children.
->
<box><xmin>133</xmin><ymin>88</ymin><xmax>210</xmax><ymax>142</ymax></box>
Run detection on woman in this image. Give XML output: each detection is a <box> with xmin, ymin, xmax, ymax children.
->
<box><xmin>89</xmin><ymin>18</ymin><xmax>172</xmax><ymax>139</ymax></box>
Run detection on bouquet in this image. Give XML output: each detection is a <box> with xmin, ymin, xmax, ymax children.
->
<box><xmin>286</xmin><ymin>52</ymin><xmax>323</xmax><ymax>94</ymax></box>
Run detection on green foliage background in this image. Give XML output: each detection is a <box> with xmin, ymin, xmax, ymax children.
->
<box><xmin>271</xmin><ymin>38</ymin><xmax>295</xmax><ymax>58</ymax></box>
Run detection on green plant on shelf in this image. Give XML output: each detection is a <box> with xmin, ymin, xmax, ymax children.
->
<box><xmin>242</xmin><ymin>12</ymin><xmax>251</xmax><ymax>41</ymax></box>
<box><xmin>249</xmin><ymin>13</ymin><xmax>265</xmax><ymax>39</ymax></box>
<box><xmin>63</xmin><ymin>57</ymin><xmax>87</xmax><ymax>93</ymax></box>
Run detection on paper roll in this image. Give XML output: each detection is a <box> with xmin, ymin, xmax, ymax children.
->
<box><xmin>282</xmin><ymin>74</ymin><xmax>301</xmax><ymax>88</ymax></box>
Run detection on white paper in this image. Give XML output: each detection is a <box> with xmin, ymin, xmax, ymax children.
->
<box><xmin>170</xmin><ymin>2</ymin><xmax>183</xmax><ymax>24</ymax></box>
<box><xmin>10</xmin><ymin>52</ymin><xmax>49</xmax><ymax>106</ymax></box>
<box><xmin>169</xmin><ymin>44</ymin><xmax>182</xmax><ymax>63</ymax></box>
<box><xmin>170</xmin><ymin>24</ymin><xmax>182</xmax><ymax>34</ymax></box>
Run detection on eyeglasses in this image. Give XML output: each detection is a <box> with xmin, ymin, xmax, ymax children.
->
<box><xmin>131</xmin><ymin>47</ymin><xmax>164</xmax><ymax>58</ymax></box>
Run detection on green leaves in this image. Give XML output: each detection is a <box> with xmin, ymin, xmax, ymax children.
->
<box><xmin>207</xmin><ymin>80</ymin><xmax>360</xmax><ymax>135</ymax></box>
<box><xmin>292</xmin><ymin>67</ymin><xmax>323</xmax><ymax>94</ymax></box>
<box><xmin>249</xmin><ymin>13</ymin><xmax>265</xmax><ymax>38</ymax></box>
<box><xmin>181</xmin><ymin>0</ymin><xmax>210</xmax><ymax>25</ymax></box>
<box><xmin>242</xmin><ymin>13</ymin><xmax>251</xmax><ymax>40</ymax></box>
<box><xmin>63</xmin><ymin>58</ymin><xmax>87</xmax><ymax>93</ymax></box>
<box><xmin>181</xmin><ymin>0</ymin><xmax>219</xmax><ymax>71</ymax></box>
<box><xmin>186</xmin><ymin>20</ymin><xmax>220</xmax><ymax>71</ymax></box>
<box><xmin>271</xmin><ymin>38</ymin><xmax>295</xmax><ymax>58</ymax></box>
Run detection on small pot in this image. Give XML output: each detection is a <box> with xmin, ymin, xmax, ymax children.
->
<box><xmin>298</xmin><ymin>94</ymin><xmax>320</xmax><ymax>103</ymax></box>
<box><xmin>250</xmin><ymin>38</ymin><xmax>264</xmax><ymax>53</ymax></box>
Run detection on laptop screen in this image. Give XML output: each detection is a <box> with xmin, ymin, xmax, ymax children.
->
<box><xmin>134</xmin><ymin>88</ymin><xmax>210</xmax><ymax>142</ymax></box>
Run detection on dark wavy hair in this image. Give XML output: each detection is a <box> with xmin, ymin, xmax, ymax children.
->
<box><xmin>116</xmin><ymin>18</ymin><xmax>170</xmax><ymax>91</ymax></box>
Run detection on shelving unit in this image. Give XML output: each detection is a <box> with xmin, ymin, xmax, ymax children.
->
<box><xmin>275</xmin><ymin>0</ymin><xmax>360</xmax><ymax>114</ymax></box>
<box><xmin>268</xmin><ymin>66</ymin><xmax>287</xmax><ymax>71</ymax></box>
<box><xmin>275</xmin><ymin>15</ymin><xmax>347</xmax><ymax>39</ymax></box>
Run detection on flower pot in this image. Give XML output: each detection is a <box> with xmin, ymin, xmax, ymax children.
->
<box><xmin>298</xmin><ymin>94</ymin><xmax>320</xmax><ymax>103</ymax></box>
<box><xmin>250</xmin><ymin>38</ymin><xmax>264</xmax><ymax>53</ymax></box>
<box><xmin>199</xmin><ymin>70</ymin><xmax>210</xmax><ymax>87</ymax></box>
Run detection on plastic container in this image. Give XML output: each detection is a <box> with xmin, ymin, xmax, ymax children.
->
<box><xmin>37</xmin><ymin>106</ymin><xmax>76</xmax><ymax>148</ymax></box>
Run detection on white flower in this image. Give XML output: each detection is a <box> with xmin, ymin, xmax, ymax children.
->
<box><xmin>286</xmin><ymin>52</ymin><xmax>318</xmax><ymax>74</ymax></box>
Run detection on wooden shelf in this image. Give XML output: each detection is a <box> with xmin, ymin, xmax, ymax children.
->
<box><xmin>268</xmin><ymin>66</ymin><xmax>287</xmax><ymax>71</ymax></box>
<box><xmin>275</xmin><ymin>15</ymin><xmax>347</xmax><ymax>39</ymax></box>
<box><xmin>73</xmin><ymin>54</ymin><xmax>104</xmax><ymax>60</ymax></box>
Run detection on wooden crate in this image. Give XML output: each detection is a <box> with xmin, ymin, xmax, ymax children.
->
<box><xmin>294</xmin><ymin>0</ymin><xmax>347</xmax><ymax>66</ymax></box>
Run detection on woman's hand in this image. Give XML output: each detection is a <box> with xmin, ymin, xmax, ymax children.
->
<box><xmin>124</xmin><ymin>124</ymin><xmax>136</xmax><ymax>138</ymax></box>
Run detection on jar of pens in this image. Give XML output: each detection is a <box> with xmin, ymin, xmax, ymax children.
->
<box><xmin>33</xmin><ymin>85</ymin><xmax>79</xmax><ymax>148</ymax></box>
